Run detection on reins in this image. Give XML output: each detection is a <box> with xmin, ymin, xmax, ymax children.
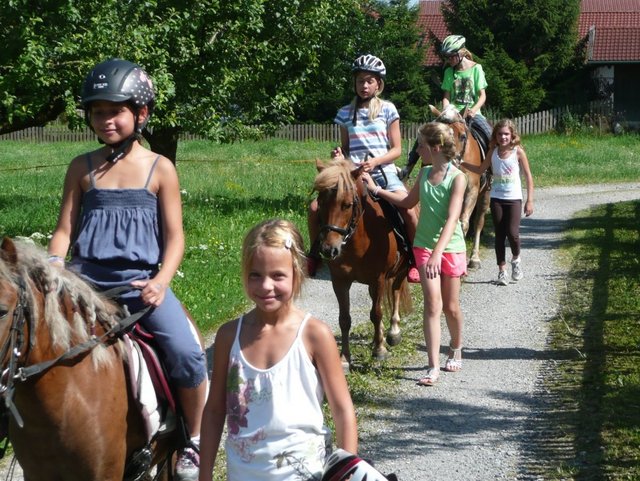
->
<box><xmin>0</xmin><ymin>281</ymin><xmax>150</xmax><ymax>428</ymax></box>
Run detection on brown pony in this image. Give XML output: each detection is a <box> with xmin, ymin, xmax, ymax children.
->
<box><xmin>0</xmin><ymin>237</ymin><xmax>180</xmax><ymax>481</ymax></box>
<box><xmin>313</xmin><ymin>159</ymin><xmax>411</xmax><ymax>365</ymax></box>
<box><xmin>429</xmin><ymin>105</ymin><xmax>491</xmax><ymax>269</ymax></box>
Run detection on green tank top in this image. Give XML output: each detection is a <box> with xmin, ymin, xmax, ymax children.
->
<box><xmin>414</xmin><ymin>164</ymin><xmax>467</xmax><ymax>253</ymax></box>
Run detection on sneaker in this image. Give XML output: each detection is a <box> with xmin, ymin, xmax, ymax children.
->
<box><xmin>175</xmin><ymin>447</ymin><xmax>199</xmax><ymax>481</ymax></box>
<box><xmin>511</xmin><ymin>258</ymin><xmax>523</xmax><ymax>281</ymax></box>
<box><xmin>407</xmin><ymin>266</ymin><xmax>420</xmax><ymax>283</ymax></box>
<box><xmin>497</xmin><ymin>270</ymin><xmax>508</xmax><ymax>286</ymax></box>
<box><xmin>307</xmin><ymin>255</ymin><xmax>321</xmax><ymax>277</ymax></box>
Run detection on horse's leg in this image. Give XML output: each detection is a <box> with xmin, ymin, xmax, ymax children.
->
<box><xmin>368</xmin><ymin>278</ymin><xmax>388</xmax><ymax>361</ymax></box>
<box><xmin>459</xmin><ymin>181</ymin><xmax>479</xmax><ymax>236</ymax></box>
<box><xmin>331</xmin><ymin>277</ymin><xmax>353</xmax><ymax>368</ymax></box>
<box><xmin>386</xmin><ymin>277</ymin><xmax>402</xmax><ymax>347</ymax></box>
<box><xmin>468</xmin><ymin>188</ymin><xmax>490</xmax><ymax>269</ymax></box>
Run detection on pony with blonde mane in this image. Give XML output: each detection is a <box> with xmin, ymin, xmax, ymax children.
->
<box><xmin>0</xmin><ymin>237</ymin><xmax>179</xmax><ymax>481</ymax></box>
<box><xmin>313</xmin><ymin>159</ymin><xmax>411</xmax><ymax>365</ymax></box>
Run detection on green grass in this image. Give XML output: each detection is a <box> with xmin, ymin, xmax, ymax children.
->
<box><xmin>541</xmin><ymin>201</ymin><xmax>640</xmax><ymax>480</ymax></box>
<box><xmin>1</xmin><ymin>134</ymin><xmax>639</xmax><ymax>479</ymax></box>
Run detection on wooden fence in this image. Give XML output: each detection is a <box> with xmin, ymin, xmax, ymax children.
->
<box><xmin>0</xmin><ymin>100</ymin><xmax>613</xmax><ymax>143</ymax></box>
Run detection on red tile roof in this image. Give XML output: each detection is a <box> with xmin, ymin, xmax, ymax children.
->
<box><xmin>578</xmin><ymin>0</ymin><xmax>640</xmax><ymax>62</ymax></box>
<box><xmin>416</xmin><ymin>0</ymin><xmax>640</xmax><ymax>65</ymax></box>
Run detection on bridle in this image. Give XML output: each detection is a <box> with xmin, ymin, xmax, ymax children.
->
<box><xmin>0</xmin><ymin>279</ymin><xmax>148</xmax><ymax>429</ymax></box>
<box><xmin>318</xmin><ymin>180</ymin><xmax>364</xmax><ymax>248</ymax></box>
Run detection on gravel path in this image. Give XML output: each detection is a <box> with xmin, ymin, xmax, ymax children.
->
<box><xmin>1</xmin><ymin>183</ymin><xmax>638</xmax><ymax>480</ymax></box>
<box><xmin>298</xmin><ymin>182</ymin><xmax>640</xmax><ymax>481</ymax></box>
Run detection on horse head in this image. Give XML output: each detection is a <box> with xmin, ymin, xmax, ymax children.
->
<box><xmin>313</xmin><ymin>159</ymin><xmax>364</xmax><ymax>260</ymax></box>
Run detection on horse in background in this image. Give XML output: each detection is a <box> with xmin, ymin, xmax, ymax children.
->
<box><xmin>313</xmin><ymin>159</ymin><xmax>412</xmax><ymax>366</ymax></box>
<box><xmin>0</xmin><ymin>237</ymin><xmax>179</xmax><ymax>481</ymax></box>
<box><xmin>429</xmin><ymin>104</ymin><xmax>491</xmax><ymax>269</ymax></box>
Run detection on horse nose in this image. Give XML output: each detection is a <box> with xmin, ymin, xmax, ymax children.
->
<box><xmin>320</xmin><ymin>241</ymin><xmax>341</xmax><ymax>260</ymax></box>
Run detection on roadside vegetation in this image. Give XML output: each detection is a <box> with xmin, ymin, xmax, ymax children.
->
<box><xmin>0</xmin><ymin>133</ymin><xmax>638</xmax><ymax>479</ymax></box>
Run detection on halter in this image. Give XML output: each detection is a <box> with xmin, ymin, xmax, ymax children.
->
<box><xmin>436</xmin><ymin>111</ymin><xmax>469</xmax><ymax>164</ymax></box>
<box><xmin>318</xmin><ymin>181</ymin><xmax>364</xmax><ymax>249</ymax></box>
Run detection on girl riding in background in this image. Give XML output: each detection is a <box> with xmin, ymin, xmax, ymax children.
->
<box><xmin>307</xmin><ymin>54</ymin><xmax>420</xmax><ymax>283</ymax></box>
<box><xmin>402</xmin><ymin>34</ymin><xmax>492</xmax><ymax>179</ymax></box>
<box><xmin>48</xmin><ymin>58</ymin><xmax>207</xmax><ymax>481</ymax></box>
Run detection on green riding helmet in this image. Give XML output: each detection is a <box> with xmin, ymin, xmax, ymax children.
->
<box><xmin>441</xmin><ymin>35</ymin><xmax>466</xmax><ymax>55</ymax></box>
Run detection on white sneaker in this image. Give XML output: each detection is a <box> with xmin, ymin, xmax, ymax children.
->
<box><xmin>511</xmin><ymin>258</ymin><xmax>523</xmax><ymax>281</ymax></box>
<box><xmin>175</xmin><ymin>447</ymin><xmax>199</xmax><ymax>481</ymax></box>
<box><xmin>497</xmin><ymin>270</ymin><xmax>508</xmax><ymax>286</ymax></box>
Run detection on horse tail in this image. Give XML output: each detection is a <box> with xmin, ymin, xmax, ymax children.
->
<box><xmin>383</xmin><ymin>277</ymin><xmax>412</xmax><ymax>316</ymax></box>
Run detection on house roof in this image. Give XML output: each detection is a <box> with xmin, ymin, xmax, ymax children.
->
<box><xmin>579</xmin><ymin>0</ymin><xmax>640</xmax><ymax>63</ymax></box>
<box><xmin>416</xmin><ymin>0</ymin><xmax>640</xmax><ymax>66</ymax></box>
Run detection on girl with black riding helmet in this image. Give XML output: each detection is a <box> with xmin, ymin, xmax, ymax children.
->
<box><xmin>48</xmin><ymin>58</ymin><xmax>207</xmax><ymax>481</ymax></box>
<box><xmin>307</xmin><ymin>54</ymin><xmax>420</xmax><ymax>283</ymax></box>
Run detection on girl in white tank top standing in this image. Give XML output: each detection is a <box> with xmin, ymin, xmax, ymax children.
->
<box><xmin>460</xmin><ymin>119</ymin><xmax>534</xmax><ymax>285</ymax></box>
<box><xmin>199</xmin><ymin>219</ymin><xmax>357</xmax><ymax>481</ymax></box>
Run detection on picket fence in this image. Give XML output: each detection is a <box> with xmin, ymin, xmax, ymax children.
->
<box><xmin>1</xmin><ymin>100</ymin><xmax>613</xmax><ymax>143</ymax></box>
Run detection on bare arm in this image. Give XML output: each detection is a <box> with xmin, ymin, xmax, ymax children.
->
<box><xmin>468</xmin><ymin>88</ymin><xmax>486</xmax><ymax>117</ymax></box>
<box><xmin>306</xmin><ymin>317</ymin><xmax>358</xmax><ymax>453</ymax></box>
<box><xmin>198</xmin><ymin>321</ymin><xmax>235</xmax><ymax>481</ymax></box>
<box><xmin>132</xmin><ymin>157</ymin><xmax>184</xmax><ymax>306</ymax></box>
<box><xmin>364</xmin><ymin>118</ymin><xmax>401</xmax><ymax>171</ymax></box>
<box><xmin>460</xmin><ymin>147</ymin><xmax>493</xmax><ymax>175</ymax></box>
<box><xmin>518</xmin><ymin>147</ymin><xmax>535</xmax><ymax>216</ymax></box>
<box><xmin>361</xmin><ymin>169</ymin><xmax>422</xmax><ymax>209</ymax></box>
<box><xmin>48</xmin><ymin>156</ymin><xmax>86</xmax><ymax>263</ymax></box>
<box><xmin>442</xmin><ymin>90</ymin><xmax>451</xmax><ymax>110</ymax></box>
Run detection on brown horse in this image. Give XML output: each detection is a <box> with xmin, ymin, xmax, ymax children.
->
<box><xmin>429</xmin><ymin>105</ymin><xmax>491</xmax><ymax>269</ymax></box>
<box><xmin>0</xmin><ymin>237</ymin><xmax>180</xmax><ymax>481</ymax></box>
<box><xmin>313</xmin><ymin>159</ymin><xmax>411</xmax><ymax>365</ymax></box>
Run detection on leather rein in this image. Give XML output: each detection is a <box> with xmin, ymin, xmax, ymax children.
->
<box><xmin>0</xmin><ymin>280</ymin><xmax>148</xmax><ymax>428</ymax></box>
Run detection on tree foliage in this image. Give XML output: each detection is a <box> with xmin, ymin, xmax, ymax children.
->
<box><xmin>441</xmin><ymin>0</ymin><xmax>582</xmax><ymax>117</ymax></box>
<box><xmin>0</xmin><ymin>0</ymin><xmax>365</xmax><ymax>159</ymax></box>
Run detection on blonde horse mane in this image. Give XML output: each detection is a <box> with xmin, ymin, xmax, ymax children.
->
<box><xmin>313</xmin><ymin>159</ymin><xmax>356</xmax><ymax>201</ymax></box>
<box><xmin>2</xmin><ymin>240</ymin><xmax>124</xmax><ymax>366</ymax></box>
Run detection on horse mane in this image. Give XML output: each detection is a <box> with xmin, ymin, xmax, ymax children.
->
<box><xmin>313</xmin><ymin>159</ymin><xmax>356</xmax><ymax>200</ymax></box>
<box><xmin>4</xmin><ymin>240</ymin><xmax>124</xmax><ymax>365</ymax></box>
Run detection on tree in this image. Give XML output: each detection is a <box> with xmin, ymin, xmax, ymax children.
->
<box><xmin>0</xmin><ymin>0</ymin><xmax>363</xmax><ymax>160</ymax></box>
<box><xmin>440</xmin><ymin>0</ymin><xmax>582</xmax><ymax>117</ymax></box>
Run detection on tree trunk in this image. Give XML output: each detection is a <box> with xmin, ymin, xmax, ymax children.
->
<box><xmin>145</xmin><ymin>126</ymin><xmax>180</xmax><ymax>164</ymax></box>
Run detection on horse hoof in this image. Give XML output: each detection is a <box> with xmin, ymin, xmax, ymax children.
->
<box><xmin>386</xmin><ymin>332</ymin><xmax>402</xmax><ymax>347</ymax></box>
<box><xmin>372</xmin><ymin>347</ymin><xmax>388</xmax><ymax>361</ymax></box>
<box><xmin>467</xmin><ymin>259</ymin><xmax>481</xmax><ymax>270</ymax></box>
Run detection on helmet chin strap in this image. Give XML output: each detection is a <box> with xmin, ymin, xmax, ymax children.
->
<box><xmin>105</xmin><ymin>135</ymin><xmax>137</xmax><ymax>163</ymax></box>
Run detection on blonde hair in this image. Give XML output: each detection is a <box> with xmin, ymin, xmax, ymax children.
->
<box><xmin>490</xmin><ymin>119</ymin><xmax>523</xmax><ymax>151</ymax></box>
<box><xmin>417</xmin><ymin>122</ymin><xmax>457</xmax><ymax>161</ymax></box>
<box><xmin>351</xmin><ymin>73</ymin><xmax>385</xmax><ymax>121</ymax></box>
<box><xmin>241</xmin><ymin>219</ymin><xmax>306</xmax><ymax>300</ymax></box>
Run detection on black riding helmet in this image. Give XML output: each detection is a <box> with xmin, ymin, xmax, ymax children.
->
<box><xmin>81</xmin><ymin>59</ymin><xmax>155</xmax><ymax>162</ymax></box>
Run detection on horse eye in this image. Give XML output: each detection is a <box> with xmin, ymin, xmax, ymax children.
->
<box><xmin>0</xmin><ymin>305</ymin><xmax>8</xmax><ymax>320</ymax></box>
<box><xmin>342</xmin><ymin>202</ymin><xmax>353</xmax><ymax>210</ymax></box>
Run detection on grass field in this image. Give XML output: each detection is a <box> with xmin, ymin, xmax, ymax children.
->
<box><xmin>0</xmin><ymin>133</ymin><xmax>639</xmax><ymax>479</ymax></box>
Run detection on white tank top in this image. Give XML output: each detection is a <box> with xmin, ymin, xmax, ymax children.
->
<box><xmin>490</xmin><ymin>147</ymin><xmax>523</xmax><ymax>200</ymax></box>
<box><xmin>224</xmin><ymin>313</ymin><xmax>331</xmax><ymax>481</ymax></box>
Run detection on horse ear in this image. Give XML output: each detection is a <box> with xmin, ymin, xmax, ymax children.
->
<box><xmin>316</xmin><ymin>158</ymin><xmax>326</xmax><ymax>172</ymax></box>
<box><xmin>429</xmin><ymin>104</ymin><xmax>441</xmax><ymax>117</ymax></box>
<box><xmin>0</xmin><ymin>237</ymin><xmax>18</xmax><ymax>267</ymax></box>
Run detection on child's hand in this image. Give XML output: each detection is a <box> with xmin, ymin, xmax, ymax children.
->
<box><xmin>131</xmin><ymin>279</ymin><xmax>166</xmax><ymax>307</ymax></box>
<box><xmin>361</xmin><ymin>172</ymin><xmax>376</xmax><ymax>190</ymax></box>
<box><xmin>524</xmin><ymin>200</ymin><xmax>534</xmax><ymax>217</ymax></box>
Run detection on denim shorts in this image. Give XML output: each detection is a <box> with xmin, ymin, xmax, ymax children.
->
<box><xmin>382</xmin><ymin>169</ymin><xmax>407</xmax><ymax>192</ymax></box>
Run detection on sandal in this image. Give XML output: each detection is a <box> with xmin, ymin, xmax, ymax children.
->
<box><xmin>444</xmin><ymin>345</ymin><xmax>462</xmax><ymax>372</ymax></box>
<box><xmin>417</xmin><ymin>367</ymin><xmax>440</xmax><ymax>386</ymax></box>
